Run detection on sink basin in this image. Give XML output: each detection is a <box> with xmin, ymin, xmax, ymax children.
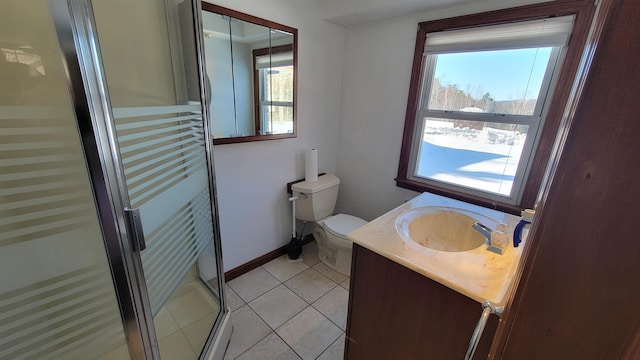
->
<box><xmin>395</xmin><ymin>206</ymin><xmax>499</xmax><ymax>252</ymax></box>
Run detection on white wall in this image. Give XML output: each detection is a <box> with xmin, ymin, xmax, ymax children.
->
<box><xmin>333</xmin><ymin>0</ymin><xmax>551</xmax><ymax>220</ymax></box>
<box><xmin>334</xmin><ymin>16</ymin><xmax>419</xmax><ymax>221</ymax></box>
<box><xmin>210</xmin><ymin>0</ymin><xmax>346</xmax><ymax>271</ymax></box>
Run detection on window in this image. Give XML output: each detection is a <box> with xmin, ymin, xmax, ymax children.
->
<box><xmin>253</xmin><ymin>44</ymin><xmax>294</xmax><ymax>135</ymax></box>
<box><xmin>397</xmin><ymin>2</ymin><xmax>594</xmax><ymax>213</ymax></box>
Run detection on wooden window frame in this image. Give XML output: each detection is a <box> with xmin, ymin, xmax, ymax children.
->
<box><xmin>396</xmin><ymin>0</ymin><xmax>595</xmax><ymax>214</ymax></box>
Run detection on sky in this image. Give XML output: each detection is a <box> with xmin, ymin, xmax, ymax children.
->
<box><xmin>433</xmin><ymin>47</ymin><xmax>553</xmax><ymax>102</ymax></box>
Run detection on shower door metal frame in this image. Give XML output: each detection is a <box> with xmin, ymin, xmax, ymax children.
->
<box><xmin>189</xmin><ymin>0</ymin><xmax>233</xmax><ymax>356</ymax></box>
<box><xmin>50</xmin><ymin>0</ymin><xmax>158</xmax><ymax>358</ymax></box>
<box><xmin>50</xmin><ymin>0</ymin><xmax>231</xmax><ymax>359</ymax></box>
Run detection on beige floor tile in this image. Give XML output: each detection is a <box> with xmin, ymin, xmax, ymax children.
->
<box><xmin>248</xmin><ymin>284</ymin><xmax>307</xmax><ymax>329</ymax></box>
<box><xmin>154</xmin><ymin>307</ymin><xmax>180</xmax><ymax>340</ymax></box>
<box><xmin>225</xmin><ymin>284</ymin><xmax>245</xmax><ymax>312</ymax></box>
<box><xmin>207</xmin><ymin>278</ymin><xmax>220</xmax><ymax>294</ymax></box>
<box><xmin>313</xmin><ymin>262</ymin><xmax>348</xmax><ymax>284</ymax></box>
<box><xmin>339</xmin><ymin>277</ymin><xmax>350</xmax><ymax>291</ymax></box>
<box><xmin>98</xmin><ymin>344</ymin><xmax>130</xmax><ymax>360</ymax></box>
<box><xmin>317</xmin><ymin>334</ymin><xmax>345</xmax><ymax>360</ymax></box>
<box><xmin>301</xmin><ymin>242</ymin><xmax>320</xmax><ymax>266</ymax></box>
<box><xmin>224</xmin><ymin>305</ymin><xmax>272</xmax><ymax>359</ymax></box>
<box><xmin>169</xmin><ymin>267</ymin><xmax>200</xmax><ymax>301</ymax></box>
<box><xmin>313</xmin><ymin>286</ymin><xmax>349</xmax><ymax>330</ymax></box>
<box><xmin>235</xmin><ymin>332</ymin><xmax>301</xmax><ymax>360</ymax></box>
<box><xmin>183</xmin><ymin>311</ymin><xmax>217</xmax><ymax>355</ymax></box>
<box><xmin>284</xmin><ymin>268</ymin><xmax>337</xmax><ymax>303</ymax></box>
<box><xmin>166</xmin><ymin>285</ymin><xmax>220</xmax><ymax>328</ymax></box>
<box><xmin>228</xmin><ymin>267</ymin><xmax>280</xmax><ymax>302</ymax></box>
<box><xmin>276</xmin><ymin>307</ymin><xmax>342</xmax><ymax>360</ymax></box>
<box><xmin>158</xmin><ymin>331</ymin><xmax>197</xmax><ymax>360</ymax></box>
<box><xmin>262</xmin><ymin>255</ymin><xmax>310</xmax><ymax>282</ymax></box>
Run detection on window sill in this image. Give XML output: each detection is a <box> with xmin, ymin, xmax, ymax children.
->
<box><xmin>395</xmin><ymin>177</ymin><xmax>523</xmax><ymax>216</ymax></box>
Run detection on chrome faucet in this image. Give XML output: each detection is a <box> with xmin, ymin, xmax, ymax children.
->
<box><xmin>473</xmin><ymin>222</ymin><xmax>508</xmax><ymax>255</ymax></box>
<box><xmin>472</xmin><ymin>222</ymin><xmax>493</xmax><ymax>242</ymax></box>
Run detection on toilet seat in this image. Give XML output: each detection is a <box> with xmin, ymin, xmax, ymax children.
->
<box><xmin>324</xmin><ymin>214</ymin><xmax>367</xmax><ymax>239</ymax></box>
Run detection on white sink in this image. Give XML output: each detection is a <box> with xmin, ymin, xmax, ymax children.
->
<box><xmin>395</xmin><ymin>206</ymin><xmax>499</xmax><ymax>252</ymax></box>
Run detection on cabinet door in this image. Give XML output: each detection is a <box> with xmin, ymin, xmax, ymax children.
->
<box><xmin>346</xmin><ymin>245</ymin><xmax>497</xmax><ymax>360</ymax></box>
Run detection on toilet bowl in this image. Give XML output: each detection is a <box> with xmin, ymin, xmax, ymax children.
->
<box><xmin>313</xmin><ymin>214</ymin><xmax>367</xmax><ymax>275</ymax></box>
<box><xmin>290</xmin><ymin>174</ymin><xmax>367</xmax><ymax>276</ymax></box>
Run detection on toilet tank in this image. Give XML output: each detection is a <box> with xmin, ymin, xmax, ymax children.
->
<box><xmin>291</xmin><ymin>174</ymin><xmax>340</xmax><ymax>221</ymax></box>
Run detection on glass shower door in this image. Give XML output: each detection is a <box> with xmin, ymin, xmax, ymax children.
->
<box><xmin>1</xmin><ymin>0</ymin><xmax>229</xmax><ymax>359</ymax></box>
<box><xmin>0</xmin><ymin>1</ymin><xmax>132</xmax><ymax>359</ymax></box>
<box><xmin>89</xmin><ymin>0</ymin><xmax>228</xmax><ymax>358</ymax></box>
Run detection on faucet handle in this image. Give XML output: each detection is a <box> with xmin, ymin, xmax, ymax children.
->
<box><xmin>490</xmin><ymin>230</ymin><xmax>508</xmax><ymax>248</ymax></box>
<box><xmin>487</xmin><ymin>224</ymin><xmax>509</xmax><ymax>255</ymax></box>
<box><xmin>472</xmin><ymin>222</ymin><xmax>508</xmax><ymax>255</ymax></box>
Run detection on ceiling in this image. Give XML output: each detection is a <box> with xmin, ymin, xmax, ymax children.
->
<box><xmin>322</xmin><ymin>0</ymin><xmax>551</xmax><ymax>26</ymax></box>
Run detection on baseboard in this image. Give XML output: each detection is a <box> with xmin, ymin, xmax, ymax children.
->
<box><xmin>224</xmin><ymin>234</ymin><xmax>314</xmax><ymax>282</ymax></box>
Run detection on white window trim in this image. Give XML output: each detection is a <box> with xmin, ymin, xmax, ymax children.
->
<box><xmin>407</xmin><ymin>41</ymin><xmax>567</xmax><ymax>205</ymax></box>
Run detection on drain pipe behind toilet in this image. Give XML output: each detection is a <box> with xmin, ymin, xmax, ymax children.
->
<box><xmin>287</xmin><ymin>196</ymin><xmax>303</xmax><ymax>259</ymax></box>
<box><xmin>289</xmin><ymin>196</ymin><xmax>299</xmax><ymax>240</ymax></box>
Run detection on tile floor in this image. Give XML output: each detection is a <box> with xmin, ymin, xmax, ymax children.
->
<box><xmin>155</xmin><ymin>278</ymin><xmax>221</xmax><ymax>359</ymax></box>
<box><xmin>99</xmin><ymin>275</ymin><xmax>221</xmax><ymax>360</ymax></box>
<box><xmin>224</xmin><ymin>242</ymin><xmax>349</xmax><ymax>360</ymax></box>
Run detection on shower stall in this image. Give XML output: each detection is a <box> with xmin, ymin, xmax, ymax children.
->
<box><xmin>0</xmin><ymin>0</ymin><xmax>231</xmax><ymax>359</ymax></box>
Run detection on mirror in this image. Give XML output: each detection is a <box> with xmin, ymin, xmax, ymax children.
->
<box><xmin>201</xmin><ymin>3</ymin><xmax>297</xmax><ymax>144</ymax></box>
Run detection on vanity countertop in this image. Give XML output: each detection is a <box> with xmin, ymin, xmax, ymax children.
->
<box><xmin>347</xmin><ymin>192</ymin><xmax>526</xmax><ymax>306</ymax></box>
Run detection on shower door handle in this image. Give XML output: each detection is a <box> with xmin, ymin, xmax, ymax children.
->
<box><xmin>124</xmin><ymin>207</ymin><xmax>147</xmax><ymax>252</ymax></box>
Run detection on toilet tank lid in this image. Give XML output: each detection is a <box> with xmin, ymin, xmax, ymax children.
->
<box><xmin>291</xmin><ymin>174</ymin><xmax>340</xmax><ymax>194</ymax></box>
<box><xmin>325</xmin><ymin>214</ymin><xmax>367</xmax><ymax>237</ymax></box>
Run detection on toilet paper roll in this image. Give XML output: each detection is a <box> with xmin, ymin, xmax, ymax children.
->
<box><xmin>305</xmin><ymin>148</ymin><xmax>318</xmax><ymax>182</ymax></box>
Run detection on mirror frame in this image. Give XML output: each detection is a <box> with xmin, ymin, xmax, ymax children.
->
<box><xmin>201</xmin><ymin>2</ymin><xmax>298</xmax><ymax>145</ymax></box>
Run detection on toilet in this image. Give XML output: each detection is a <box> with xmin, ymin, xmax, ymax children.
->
<box><xmin>291</xmin><ymin>174</ymin><xmax>367</xmax><ymax>275</ymax></box>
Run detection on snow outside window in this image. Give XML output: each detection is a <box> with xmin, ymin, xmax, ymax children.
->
<box><xmin>407</xmin><ymin>17</ymin><xmax>573</xmax><ymax>205</ymax></box>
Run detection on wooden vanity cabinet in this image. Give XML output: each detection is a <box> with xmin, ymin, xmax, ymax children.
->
<box><xmin>345</xmin><ymin>244</ymin><xmax>498</xmax><ymax>360</ymax></box>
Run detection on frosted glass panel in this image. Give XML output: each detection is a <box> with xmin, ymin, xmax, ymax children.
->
<box><xmin>0</xmin><ymin>1</ymin><xmax>129</xmax><ymax>359</ymax></box>
<box><xmin>112</xmin><ymin>106</ymin><xmax>213</xmax><ymax>314</ymax></box>
<box><xmin>92</xmin><ymin>0</ymin><xmax>221</xmax><ymax>357</ymax></box>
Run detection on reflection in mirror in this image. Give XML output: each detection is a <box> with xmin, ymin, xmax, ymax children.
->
<box><xmin>253</xmin><ymin>37</ymin><xmax>294</xmax><ymax>135</ymax></box>
<box><xmin>201</xmin><ymin>3</ymin><xmax>297</xmax><ymax>144</ymax></box>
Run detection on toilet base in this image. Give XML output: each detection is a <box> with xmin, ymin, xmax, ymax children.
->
<box><xmin>313</xmin><ymin>226</ymin><xmax>352</xmax><ymax>276</ymax></box>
